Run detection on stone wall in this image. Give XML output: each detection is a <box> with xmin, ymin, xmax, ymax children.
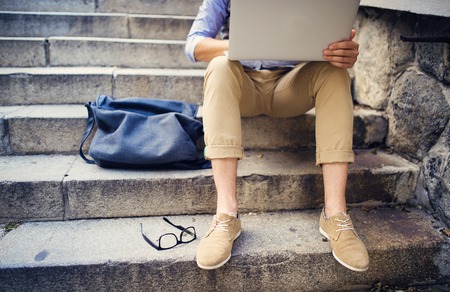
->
<box><xmin>353</xmin><ymin>7</ymin><xmax>450</xmax><ymax>226</ymax></box>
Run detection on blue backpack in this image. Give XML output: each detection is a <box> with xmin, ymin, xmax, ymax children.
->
<box><xmin>79</xmin><ymin>95</ymin><xmax>211</xmax><ymax>170</ymax></box>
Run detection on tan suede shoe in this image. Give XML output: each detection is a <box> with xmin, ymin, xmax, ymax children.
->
<box><xmin>196</xmin><ymin>212</ymin><xmax>241</xmax><ymax>270</ymax></box>
<box><xmin>319</xmin><ymin>208</ymin><xmax>369</xmax><ymax>272</ymax></box>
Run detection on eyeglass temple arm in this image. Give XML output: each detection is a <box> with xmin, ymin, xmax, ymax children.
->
<box><xmin>140</xmin><ymin>223</ymin><xmax>161</xmax><ymax>250</ymax></box>
<box><xmin>163</xmin><ymin>217</ymin><xmax>195</xmax><ymax>236</ymax></box>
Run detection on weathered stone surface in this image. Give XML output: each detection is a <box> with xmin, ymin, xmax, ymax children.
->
<box><xmin>0</xmin><ymin>68</ymin><xmax>114</xmax><ymax>106</ymax></box>
<box><xmin>97</xmin><ymin>0</ymin><xmax>203</xmax><ymax>16</ymax></box>
<box><xmin>416</xmin><ymin>16</ymin><xmax>450</xmax><ymax>85</ymax></box>
<box><xmin>353</xmin><ymin>107</ymin><xmax>388</xmax><ymax>148</ymax></box>
<box><xmin>113</xmin><ymin>69</ymin><xmax>204</xmax><ymax>104</ymax></box>
<box><xmin>386</xmin><ymin>69</ymin><xmax>450</xmax><ymax>159</ymax></box>
<box><xmin>129</xmin><ymin>15</ymin><xmax>194</xmax><ymax>40</ymax></box>
<box><xmin>0</xmin><ymin>13</ymin><xmax>129</xmax><ymax>39</ymax></box>
<box><xmin>3</xmin><ymin>105</ymin><xmax>387</xmax><ymax>154</ymax></box>
<box><xmin>0</xmin><ymin>116</ymin><xmax>7</xmax><ymax>155</ymax></box>
<box><xmin>353</xmin><ymin>9</ymin><xmax>415</xmax><ymax>110</ymax></box>
<box><xmin>0</xmin><ymin>0</ymin><xmax>203</xmax><ymax>15</ymax></box>
<box><xmin>0</xmin><ymin>107</ymin><xmax>20</xmax><ymax>155</ymax></box>
<box><xmin>48</xmin><ymin>37</ymin><xmax>204</xmax><ymax>69</ymax></box>
<box><xmin>0</xmin><ymin>0</ymin><xmax>95</xmax><ymax>12</ymax></box>
<box><xmin>0</xmin><ymin>155</ymin><xmax>76</xmax><ymax>221</ymax></box>
<box><xmin>423</xmin><ymin>124</ymin><xmax>450</xmax><ymax>227</ymax></box>
<box><xmin>360</xmin><ymin>0</ymin><xmax>450</xmax><ymax>17</ymax></box>
<box><xmin>418</xmin><ymin>42</ymin><xmax>449</xmax><ymax>85</ymax></box>
<box><xmin>0</xmin><ymin>68</ymin><xmax>206</xmax><ymax>106</ymax></box>
<box><xmin>0</xmin><ymin>208</ymin><xmax>448</xmax><ymax>291</ymax></box>
<box><xmin>0</xmin><ymin>38</ymin><xmax>46</xmax><ymax>67</ymax></box>
<box><xmin>63</xmin><ymin>151</ymin><xmax>418</xmax><ymax>219</ymax></box>
<box><xmin>6</xmin><ymin>105</ymin><xmax>87</xmax><ymax>155</ymax></box>
<box><xmin>0</xmin><ymin>13</ymin><xmax>194</xmax><ymax>41</ymax></box>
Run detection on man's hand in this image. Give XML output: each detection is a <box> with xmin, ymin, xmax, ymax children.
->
<box><xmin>323</xmin><ymin>29</ymin><xmax>359</xmax><ymax>69</ymax></box>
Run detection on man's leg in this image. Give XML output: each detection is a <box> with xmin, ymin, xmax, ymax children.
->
<box><xmin>213</xmin><ymin>158</ymin><xmax>238</xmax><ymax>214</ymax></box>
<box><xmin>322</xmin><ymin>162</ymin><xmax>348</xmax><ymax>216</ymax></box>
<box><xmin>197</xmin><ymin>56</ymin><xmax>262</xmax><ymax>270</ymax></box>
<box><xmin>319</xmin><ymin>162</ymin><xmax>369</xmax><ymax>272</ymax></box>
<box><xmin>270</xmin><ymin>62</ymin><xmax>369</xmax><ymax>272</ymax></box>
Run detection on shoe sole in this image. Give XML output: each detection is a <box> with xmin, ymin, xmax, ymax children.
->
<box><xmin>319</xmin><ymin>227</ymin><xmax>369</xmax><ymax>273</ymax></box>
<box><xmin>196</xmin><ymin>229</ymin><xmax>242</xmax><ymax>270</ymax></box>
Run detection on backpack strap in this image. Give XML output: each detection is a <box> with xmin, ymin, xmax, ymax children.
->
<box><xmin>79</xmin><ymin>102</ymin><xmax>96</xmax><ymax>164</ymax></box>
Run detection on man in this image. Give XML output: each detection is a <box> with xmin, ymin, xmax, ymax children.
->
<box><xmin>185</xmin><ymin>0</ymin><xmax>369</xmax><ymax>272</ymax></box>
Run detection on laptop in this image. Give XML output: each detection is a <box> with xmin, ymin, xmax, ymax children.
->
<box><xmin>228</xmin><ymin>0</ymin><xmax>361</xmax><ymax>61</ymax></box>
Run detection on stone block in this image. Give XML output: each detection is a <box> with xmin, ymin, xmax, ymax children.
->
<box><xmin>129</xmin><ymin>15</ymin><xmax>194</xmax><ymax>40</ymax></box>
<box><xmin>0</xmin><ymin>208</ymin><xmax>448</xmax><ymax>291</ymax></box>
<box><xmin>416</xmin><ymin>15</ymin><xmax>450</xmax><ymax>84</ymax></box>
<box><xmin>48</xmin><ymin>37</ymin><xmax>204</xmax><ymax>69</ymax></box>
<box><xmin>0</xmin><ymin>68</ymin><xmax>114</xmax><ymax>106</ymax></box>
<box><xmin>353</xmin><ymin>107</ymin><xmax>388</xmax><ymax>148</ymax></box>
<box><xmin>418</xmin><ymin>42</ymin><xmax>450</xmax><ymax>85</ymax></box>
<box><xmin>0</xmin><ymin>107</ymin><xmax>20</xmax><ymax>155</ymax></box>
<box><xmin>2</xmin><ymin>105</ymin><xmax>389</xmax><ymax>155</ymax></box>
<box><xmin>0</xmin><ymin>13</ymin><xmax>128</xmax><ymax>39</ymax></box>
<box><xmin>0</xmin><ymin>0</ymin><xmax>95</xmax><ymax>12</ymax></box>
<box><xmin>64</xmin><ymin>151</ymin><xmax>418</xmax><ymax>219</ymax></box>
<box><xmin>423</xmin><ymin>124</ymin><xmax>450</xmax><ymax>227</ymax></box>
<box><xmin>0</xmin><ymin>38</ymin><xmax>46</xmax><ymax>67</ymax></box>
<box><xmin>386</xmin><ymin>69</ymin><xmax>450</xmax><ymax>159</ymax></box>
<box><xmin>6</xmin><ymin>105</ymin><xmax>87</xmax><ymax>155</ymax></box>
<box><xmin>113</xmin><ymin>69</ymin><xmax>204</xmax><ymax>104</ymax></box>
<box><xmin>241</xmin><ymin>114</ymin><xmax>316</xmax><ymax>150</ymax></box>
<box><xmin>0</xmin><ymin>155</ymin><xmax>76</xmax><ymax>221</ymax></box>
<box><xmin>353</xmin><ymin>9</ymin><xmax>415</xmax><ymax>110</ymax></box>
<box><xmin>97</xmin><ymin>0</ymin><xmax>203</xmax><ymax>16</ymax></box>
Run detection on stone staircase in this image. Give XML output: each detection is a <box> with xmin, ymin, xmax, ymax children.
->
<box><xmin>0</xmin><ymin>1</ymin><xmax>449</xmax><ymax>291</ymax></box>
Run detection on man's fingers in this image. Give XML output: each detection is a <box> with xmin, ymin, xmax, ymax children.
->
<box><xmin>350</xmin><ymin>29</ymin><xmax>356</xmax><ymax>40</ymax></box>
<box><xmin>328</xmin><ymin>40</ymin><xmax>359</xmax><ymax>51</ymax></box>
<box><xmin>323</xmin><ymin>29</ymin><xmax>359</xmax><ymax>69</ymax></box>
<box><xmin>329</xmin><ymin>60</ymin><xmax>353</xmax><ymax>69</ymax></box>
<box><xmin>324</xmin><ymin>55</ymin><xmax>355</xmax><ymax>64</ymax></box>
<box><xmin>323</xmin><ymin>48</ymin><xmax>359</xmax><ymax>58</ymax></box>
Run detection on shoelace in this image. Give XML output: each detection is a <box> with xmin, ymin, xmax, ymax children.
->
<box><xmin>212</xmin><ymin>218</ymin><xmax>231</xmax><ymax>232</ymax></box>
<box><xmin>334</xmin><ymin>217</ymin><xmax>354</xmax><ymax>232</ymax></box>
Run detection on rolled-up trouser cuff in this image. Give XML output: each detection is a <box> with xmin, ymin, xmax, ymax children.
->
<box><xmin>316</xmin><ymin>150</ymin><xmax>354</xmax><ymax>166</ymax></box>
<box><xmin>204</xmin><ymin>145</ymin><xmax>244</xmax><ymax>160</ymax></box>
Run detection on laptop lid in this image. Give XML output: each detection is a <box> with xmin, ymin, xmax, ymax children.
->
<box><xmin>228</xmin><ymin>0</ymin><xmax>361</xmax><ymax>61</ymax></box>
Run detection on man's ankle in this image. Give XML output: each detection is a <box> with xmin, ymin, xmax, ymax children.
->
<box><xmin>324</xmin><ymin>206</ymin><xmax>347</xmax><ymax>218</ymax></box>
<box><xmin>216</xmin><ymin>208</ymin><xmax>238</xmax><ymax>215</ymax></box>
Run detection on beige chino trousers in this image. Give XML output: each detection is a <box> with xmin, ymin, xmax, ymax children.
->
<box><xmin>202</xmin><ymin>56</ymin><xmax>354</xmax><ymax>165</ymax></box>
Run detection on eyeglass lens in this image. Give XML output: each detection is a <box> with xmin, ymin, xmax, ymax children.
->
<box><xmin>158</xmin><ymin>226</ymin><xmax>196</xmax><ymax>249</ymax></box>
<box><xmin>159</xmin><ymin>233</ymin><xmax>178</xmax><ymax>249</ymax></box>
<box><xmin>141</xmin><ymin>219</ymin><xmax>196</xmax><ymax>251</ymax></box>
<box><xmin>181</xmin><ymin>227</ymin><xmax>196</xmax><ymax>242</ymax></box>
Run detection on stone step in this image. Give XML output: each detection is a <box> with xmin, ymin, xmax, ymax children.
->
<box><xmin>0</xmin><ymin>67</ymin><xmax>205</xmax><ymax>106</ymax></box>
<box><xmin>1</xmin><ymin>208</ymin><xmax>448</xmax><ymax>291</ymax></box>
<box><xmin>0</xmin><ymin>105</ymin><xmax>387</xmax><ymax>155</ymax></box>
<box><xmin>0</xmin><ymin>12</ymin><xmax>194</xmax><ymax>40</ymax></box>
<box><xmin>0</xmin><ymin>37</ymin><xmax>206</xmax><ymax>69</ymax></box>
<box><xmin>0</xmin><ymin>151</ymin><xmax>418</xmax><ymax>221</ymax></box>
<box><xmin>0</xmin><ymin>0</ymin><xmax>203</xmax><ymax>15</ymax></box>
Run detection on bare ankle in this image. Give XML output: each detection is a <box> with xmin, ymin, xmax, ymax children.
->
<box><xmin>325</xmin><ymin>206</ymin><xmax>347</xmax><ymax>217</ymax></box>
<box><xmin>217</xmin><ymin>206</ymin><xmax>238</xmax><ymax>215</ymax></box>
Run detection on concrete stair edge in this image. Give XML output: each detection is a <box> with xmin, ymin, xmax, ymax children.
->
<box><xmin>0</xmin><ymin>150</ymin><xmax>419</xmax><ymax>221</ymax></box>
<box><xmin>0</xmin><ymin>0</ymin><xmax>204</xmax><ymax>16</ymax></box>
<box><xmin>0</xmin><ymin>208</ymin><xmax>448</xmax><ymax>291</ymax></box>
<box><xmin>0</xmin><ymin>11</ymin><xmax>195</xmax><ymax>40</ymax></box>
<box><xmin>0</xmin><ymin>36</ymin><xmax>205</xmax><ymax>68</ymax></box>
<box><xmin>0</xmin><ymin>67</ymin><xmax>206</xmax><ymax>106</ymax></box>
<box><xmin>0</xmin><ymin>104</ymin><xmax>387</xmax><ymax>155</ymax></box>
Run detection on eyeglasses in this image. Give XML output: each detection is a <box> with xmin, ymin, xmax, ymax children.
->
<box><xmin>140</xmin><ymin>217</ymin><xmax>197</xmax><ymax>251</ymax></box>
